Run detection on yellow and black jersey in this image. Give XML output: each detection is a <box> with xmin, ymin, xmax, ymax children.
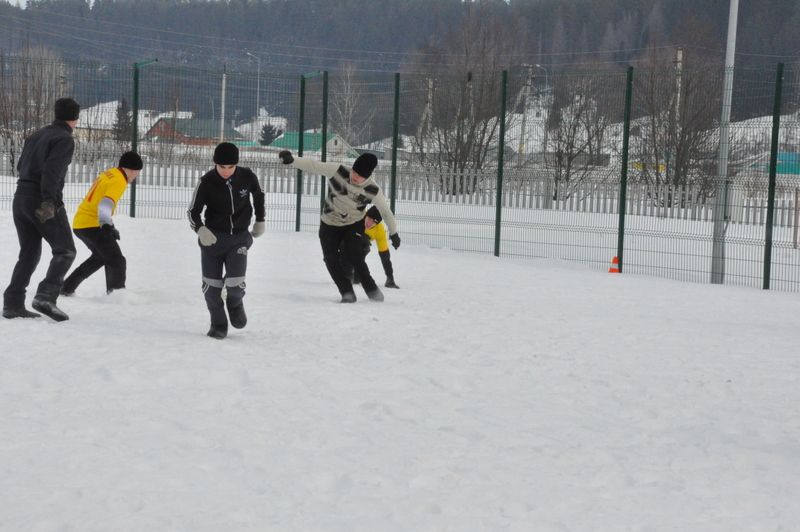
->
<box><xmin>365</xmin><ymin>222</ymin><xmax>389</xmax><ymax>252</ymax></box>
<box><xmin>73</xmin><ymin>167</ymin><xmax>128</xmax><ymax>229</ymax></box>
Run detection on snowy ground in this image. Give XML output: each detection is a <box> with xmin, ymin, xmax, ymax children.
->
<box><xmin>1</xmin><ymin>213</ymin><xmax>799</xmax><ymax>531</ymax></box>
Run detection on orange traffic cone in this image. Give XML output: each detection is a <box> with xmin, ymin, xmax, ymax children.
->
<box><xmin>608</xmin><ymin>256</ymin><xmax>620</xmax><ymax>273</ymax></box>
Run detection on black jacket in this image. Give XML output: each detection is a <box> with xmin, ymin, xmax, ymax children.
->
<box><xmin>188</xmin><ymin>166</ymin><xmax>266</xmax><ymax>234</ymax></box>
<box><xmin>16</xmin><ymin>120</ymin><xmax>75</xmax><ymax>206</ymax></box>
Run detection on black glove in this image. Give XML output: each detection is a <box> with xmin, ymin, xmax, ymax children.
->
<box><xmin>34</xmin><ymin>200</ymin><xmax>56</xmax><ymax>223</ymax></box>
<box><xmin>102</xmin><ymin>224</ymin><xmax>121</xmax><ymax>241</ymax></box>
<box><xmin>278</xmin><ymin>150</ymin><xmax>294</xmax><ymax>165</ymax></box>
<box><xmin>390</xmin><ymin>233</ymin><xmax>401</xmax><ymax>249</ymax></box>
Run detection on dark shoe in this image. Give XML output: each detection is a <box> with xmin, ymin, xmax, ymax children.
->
<box><xmin>366</xmin><ymin>287</ymin><xmax>384</xmax><ymax>302</ymax></box>
<box><xmin>340</xmin><ymin>291</ymin><xmax>357</xmax><ymax>303</ymax></box>
<box><xmin>2</xmin><ymin>307</ymin><xmax>41</xmax><ymax>319</ymax></box>
<box><xmin>384</xmin><ymin>278</ymin><xmax>400</xmax><ymax>289</ymax></box>
<box><xmin>31</xmin><ymin>298</ymin><xmax>69</xmax><ymax>322</ymax></box>
<box><xmin>60</xmin><ymin>288</ymin><xmax>75</xmax><ymax>297</ymax></box>
<box><xmin>228</xmin><ymin>303</ymin><xmax>247</xmax><ymax>329</ymax></box>
<box><xmin>207</xmin><ymin>323</ymin><xmax>228</xmax><ymax>339</ymax></box>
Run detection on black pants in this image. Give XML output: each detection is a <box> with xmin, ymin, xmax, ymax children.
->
<box><xmin>3</xmin><ymin>194</ymin><xmax>76</xmax><ymax>307</ymax></box>
<box><xmin>200</xmin><ymin>230</ymin><xmax>252</xmax><ymax>325</ymax></box>
<box><xmin>341</xmin><ymin>246</ymin><xmax>394</xmax><ymax>282</ymax></box>
<box><xmin>63</xmin><ymin>227</ymin><xmax>127</xmax><ymax>294</ymax></box>
<box><xmin>319</xmin><ymin>220</ymin><xmax>376</xmax><ymax>294</ymax></box>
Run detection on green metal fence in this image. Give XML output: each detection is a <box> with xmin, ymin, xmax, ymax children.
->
<box><xmin>1</xmin><ymin>56</ymin><xmax>799</xmax><ymax>292</ymax></box>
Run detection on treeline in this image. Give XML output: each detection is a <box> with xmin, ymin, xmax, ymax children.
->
<box><xmin>0</xmin><ymin>0</ymin><xmax>798</xmax><ymax>70</ymax></box>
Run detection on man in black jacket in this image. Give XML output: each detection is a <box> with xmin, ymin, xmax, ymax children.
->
<box><xmin>3</xmin><ymin>98</ymin><xmax>80</xmax><ymax>321</ymax></box>
<box><xmin>187</xmin><ymin>142</ymin><xmax>266</xmax><ymax>339</ymax></box>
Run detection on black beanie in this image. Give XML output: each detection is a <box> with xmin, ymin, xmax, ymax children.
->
<box><xmin>54</xmin><ymin>98</ymin><xmax>80</xmax><ymax>121</ymax></box>
<box><xmin>118</xmin><ymin>151</ymin><xmax>143</xmax><ymax>170</ymax></box>
<box><xmin>366</xmin><ymin>206</ymin><xmax>382</xmax><ymax>223</ymax></box>
<box><xmin>352</xmin><ymin>153</ymin><xmax>378</xmax><ymax>178</ymax></box>
<box><xmin>213</xmin><ymin>142</ymin><xmax>239</xmax><ymax>165</ymax></box>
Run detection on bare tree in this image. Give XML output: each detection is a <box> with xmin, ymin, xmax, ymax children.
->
<box><xmin>629</xmin><ymin>49</ymin><xmax>723</xmax><ymax>202</ymax></box>
<box><xmin>330</xmin><ymin>63</ymin><xmax>375</xmax><ymax>148</ymax></box>
<box><xmin>543</xmin><ymin>72</ymin><xmax>616</xmax><ymax>201</ymax></box>
<box><xmin>0</xmin><ymin>48</ymin><xmax>70</xmax><ymax>175</ymax></box>
<box><xmin>409</xmin><ymin>0</ymin><xmax>525</xmax><ymax>190</ymax></box>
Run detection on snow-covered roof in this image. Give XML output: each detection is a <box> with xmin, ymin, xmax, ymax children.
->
<box><xmin>77</xmin><ymin>100</ymin><xmax>193</xmax><ymax>135</ymax></box>
<box><xmin>235</xmin><ymin>112</ymin><xmax>289</xmax><ymax>142</ymax></box>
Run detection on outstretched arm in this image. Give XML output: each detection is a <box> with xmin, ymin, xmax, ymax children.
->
<box><xmin>279</xmin><ymin>150</ymin><xmax>341</xmax><ymax>178</ymax></box>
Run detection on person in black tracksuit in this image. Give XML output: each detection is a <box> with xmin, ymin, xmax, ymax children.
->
<box><xmin>3</xmin><ymin>98</ymin><xmax>80</xmax><ymax>322</ymax></box>
<box><xmin>187</xmin><ymin>142</ymin><xmax>266</xmax><ymax>339</ymax></box>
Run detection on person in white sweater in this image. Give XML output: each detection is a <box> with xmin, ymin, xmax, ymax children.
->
<box><xmin>278</xmin><ymin>150</ymin><xmax>400</xmax><ymax>303</ymax></box>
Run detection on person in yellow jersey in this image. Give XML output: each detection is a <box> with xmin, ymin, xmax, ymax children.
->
<box><xmin>342</xmin><ymin>206</ymin><xmax>400</xmax><ymax>289</ymax></box>
<box><xmin>61</xmin><ymin>152</ymin><xmax>143</xmax><ymax>296</ymax></box>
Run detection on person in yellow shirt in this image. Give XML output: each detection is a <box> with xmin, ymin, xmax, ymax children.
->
<box><xmin>343</xmin><ymin>206</ymin><xmax>400</xmax><ymax>289</ymax></box>
<box><xmin>61</xmin><ymin>152</ymin><xmax>142</xmax><ymax>296</ymax></box>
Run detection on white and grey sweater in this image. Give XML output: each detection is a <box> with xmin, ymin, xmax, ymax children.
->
<box><xmin>290</xmin><ymin>156</ymin><xmax>398</xmax><ymax>235</ymax></box>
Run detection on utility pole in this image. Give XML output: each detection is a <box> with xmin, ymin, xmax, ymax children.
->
<box><xmin>219</xmin><ymin>64</ymin><xmax>227</xmax><ymax>142</ymax></box>
<box><xmin>535</xmin><ymin>64</ymin><xmax>549</xmax><ymax>160</ymax></box>
<box><xmin>711</xmin><ymin>0</ymin><xmax>739</xmax><ymax>284</ymax></box>
<box><xmin>669</xmin><ymin>47</ymin><xmax>684</xmax><ymax>185</ymax></box>
<box><xmin>674</xmin><ymin>47</ymin><xmax>683</xmax><ymax>126</ymax></box>
<box><xmin>246</xmin><ymin>52</ymin><xmax>261</xmax><ymax>127</ymax></box>
<box><xmin>517</xmin><ymin>65</ymin><xmax>533</xmax><ymax>166</ymax></box>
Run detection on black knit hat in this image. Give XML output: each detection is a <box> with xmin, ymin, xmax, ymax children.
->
<box><xmin>366</xmin><ymin>205</ymin><xmax>382</xmax><ymax>223</ymax></box>
<box><xmin>213</xmin><ymin>142</ymin><xmax>239</xmax><ymax>165</ymax></box>
<box><xmin>352</xmin><ymin>153</ymin><xmax>378</xmax><ymax>178</ymax></box>
<box><xmin>54</xmin><ymin>98</ymin><xmax>80</xmax><ymax>121</ymax></box>
<box><xmin>119</xmin><ymin>151</ymin><xmax>143</xmax><ymax>170</ymax></box>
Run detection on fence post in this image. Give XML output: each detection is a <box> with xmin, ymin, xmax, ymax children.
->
<box><xmin>616</xmin><ymin>67</ymin><xmax>634</xmax><ymax>272</ymax></box>
<box><xmin>494</xmin><ymin>70</ymin><xmax>508</xmax><ymax>257</ymax></box>
<box><xmin>129</xmin><ymin>58</ymin><xmax>157</xmax><ymax>218</ymax></box>
<box><xmin>320</xmin><ymin>71</ymin><xmax>328</xmax><ymax>212</ymax></box>
<box><xmin>763</xmin><ymin>62</ymin><xmax>784</xmax><ymax>290</ymax></box>
<box><xmin>296</xmin><ymin>75</ymin><xmax>305</xmax><ymax>232</ymax></box>
<box><xmin>390</xmin><ymin>72</ymin><xmax>400</xmax><ymax>213</ymax></box>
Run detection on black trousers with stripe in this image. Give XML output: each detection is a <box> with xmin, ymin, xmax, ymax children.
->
<box><xmin>200</xmin><ymin>229</ymin><xmax>252</xmax><ymax>326</ymax></box>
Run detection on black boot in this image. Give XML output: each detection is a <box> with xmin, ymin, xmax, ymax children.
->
<box><xmin>365</xmin><ymin>287</ymin><xmax>384</xmax><ymax>302</ymax></box>
<box><xmin>32</xmin><ymin>297</ymin><xmax>69</xmax><ymax>322</ymax></box>
<box><xmin>340</xmin><ymin>291</ymin><xmax>357</xmax><ymax>303</ymax></box>
<box><xmin>2</xmin><ymin>306</ymin><xmax>41</xmax><ymax>319</ymax></box>
<box><xmin>384</xmin><ymin>276</ymin><xmax>399</xmax><ymax>289</ymax></box>
<box><xmin>228</xmin><ymin>303</ymin><xmax>247</xmax><ymax>329</ymax></box>
<box><xmin>207</xmin><ymin>322</ymin><xmax>228</xmax><ymax>339</ymax></box>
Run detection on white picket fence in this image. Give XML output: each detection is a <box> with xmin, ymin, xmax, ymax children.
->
<box><xmin>3</xmin><ymin>152</ymin><xmax>800</xmax><ymax>234</ymax></box>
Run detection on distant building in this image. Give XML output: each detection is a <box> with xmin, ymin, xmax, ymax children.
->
<box><xmin>270</xmin><ymin>131</ymin><xmax>356</xmax><ymax>157</ymax></box>
<box><xmin>235</xmin><ymin>110</ymin><xmax>288</xmax><ymax>144</ymax></box>
<box><xmin>75</xmin><ymin>100</ymin><xmax>192</xmax><ymax>141</ymax></box>
<box><xmin>145</xmin><ymin>118</ymin><xmax>246</xmax><ymax>146</ymax></box>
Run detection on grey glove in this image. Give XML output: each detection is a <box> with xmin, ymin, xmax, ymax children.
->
<box><xmin>278</xmin><ymin>150</ymin><xmax>294</xmax><ymax>165</ymax></box>
<box><xmin>251</xmin><ymin>221</ymin><xmax>266</xmax><ymax>238</ymax></box>
<box><xmin>34</xmin><ymin>200</ymin><xmax>56</xmax><ymax>223</ymax></box>
<box><xmin>197</xmin><ymin>226</ymin><xmax>217</xmax><ymax>246</ymax></box>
